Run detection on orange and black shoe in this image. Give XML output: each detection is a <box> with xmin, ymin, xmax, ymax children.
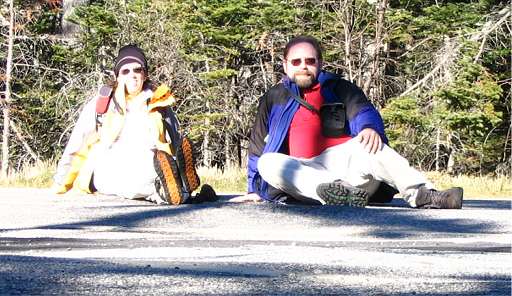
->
<box><xmin>176</xmin><ymin>137</ymin><xmax>200</xmax><ymax>194</ymax></box>
<box><xmin>153</xmin><ymin>150</ymin><xmax>184</xmax><ymax>205</ymax></box>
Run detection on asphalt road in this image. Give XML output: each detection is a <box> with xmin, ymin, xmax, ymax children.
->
<box><xmin>0</xmin><ymin>188</ymin><xmax>510</xmax><ymax>295</ymax></box>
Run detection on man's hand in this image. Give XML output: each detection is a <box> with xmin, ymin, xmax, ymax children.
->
<box><xmin>355</xmin><ymin>128</ymin><xmax>382</xmax><ymax>154</ymax></box>
<box><xmin>229</xmin><ymin>193</ymin><xmax>263</xmax><ymax>203</ymax></box>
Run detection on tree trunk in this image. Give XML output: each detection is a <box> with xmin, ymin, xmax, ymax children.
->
<box><xmin>447</xmin><ymin>133</ymin><xmax>455</xmax><ymax>173</ymax></box>
<box><xmin>269</xmin><ymin>37</ymin><xmax>277</xmax><ymax>85</ymax></box>
<box><xmin>202</xmin><ymin>99</ymin><xmax>212</xmax><ymax>167</ymax></box>
<box><xmin>240</xmin><ymin>139</ymin><xmax>248</xmax><ymax>169</ymax></box>
<box><xmin>342</xmin><ymin>0</ymin><xmax>355</xmax><ymax>82</ymax></box>
<box><xmin>261</xmin><ymin>35</ymin><xmax>276</xmax><ymax>89</ymax></box>
<box><xmin>363</xmin><ymin>0</ymin><xmax>387</xmax><ymax>100</ymax></box>
<box><xmin>199</xmin><ymin>33</ymin><xmax>212</xmax><ymax>167</ymax></box>
<box><xmin>435</xmin><ymin>127</ymin><xmax>440</xmax><ymax>171</ymax></box>
<box><xmin>225</xmin><ymin>76</ymin><xmax>236</xmax><ymax>169</ymax></box>
<box><xmin>201</xmin><ymin>120</ymin><xmax>211</xmax><ymax>167</ymax></box>
<box><xmin>61</xmin><ymin>0</ymin><xmax>88</xmax><ymax>38</ymax></box>
<box><xmin>357</xmin><ymin>37</ymin><xmax>364</xmax><ymax>87</ymax></box>
<box><xmin>447</xmin><ymin>152</ymin><xmax>455</xmax><ymax>174</ymax></box>
<box><xmin>1</xmin><ymin>0</ymin><xmax>15</xmax><ymax>178</ymax></box>
<box><xmin>224</xmin><ymin>137</ymin><xmax>232</xmax><ymax>169</ymax></box>
<box><xmin>1</xmin><ymin>108</ymin><xmax>9</xmax><ymax>179</ymax></box>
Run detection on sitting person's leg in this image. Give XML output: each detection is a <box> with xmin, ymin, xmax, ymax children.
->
<box><xmin>93</xmin><ymin>143</ymin><xmax>157</xmax><ymax>199</ymax></box>
<box><xmin>175</xmin><ymin>137</ymin><xmax>200</xmax><ymax>193</ymax></box>
<box><xmin>152</xmin><ymin>136</ymin><xmax>201</xmax><ymax>205</ymax></box>
<box><xmin>369</xmin><ymin>182</ymin><xmax>398</xmax><ymax>203</ymax></box>
<box><xmin>153</xmin><ymin>144</ymin><xmax>218</xmax><ymax>205</ymax></box>
<box><xmin>259</xmin><ymin>138</ymin><xmax>462</xmax><ymax>208</ymax></box>
<box><xmin>317</xmin><ymin>139</ymin><xmax>463</xmax><ymax>209</ymax></box>
<box><xmin>257</xmin><ymin>152</ymin><xmax>333</xmax><ymax>204</ymax></box>
<box><xmin>321</xmin><ymin>139</ymin><xmax>432</xmax><ymax>198</ymax></box>
<box><xmin>257</xmin><ymin>149</ymin><xmax>369</xmax><ymax>206</ymax></box>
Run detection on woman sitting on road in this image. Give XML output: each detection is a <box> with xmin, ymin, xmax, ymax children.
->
<box><xmin>52</xmin><ymin>44</ymin><xmax>216</xmax><ymax>205</ymax></box>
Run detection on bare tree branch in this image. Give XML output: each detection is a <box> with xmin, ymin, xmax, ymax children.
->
<box><xmin>473</xmin><ymin>7</ymin><xmax>511</xmax><ymax>62</ymax></box>
<box><xmin>9</xmin><ymin>120</ymin><xmax>40</xmax><ymax>162</ymax></box>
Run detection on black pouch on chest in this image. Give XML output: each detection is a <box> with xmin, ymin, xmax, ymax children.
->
<box><xmin>319</xmin><ymin>103</ymin><xmax>346</xmax><ymax>138</ymax></box>
<box><xmin>289</xmin><ymin>90</ymin><xmax>347</xmax><ymax>138</ymax></box>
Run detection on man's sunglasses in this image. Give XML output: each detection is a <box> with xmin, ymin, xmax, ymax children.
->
<box><xmin>120</xmin><ymin>67</ymin><xmax>144</xmax><ymax>75</ymax></box>
<box><xmin>288</xmin><ymin>57</ymin><xmax>317</xmax><ymax>67</ymax></box>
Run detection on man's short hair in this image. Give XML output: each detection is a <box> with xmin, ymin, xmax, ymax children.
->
<box><xmin>283</xmin><ymin>35</ymin><xmax>323</xmax><ymax>61</ymax></box>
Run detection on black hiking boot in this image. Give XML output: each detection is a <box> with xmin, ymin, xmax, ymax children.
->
<box><xmin>176</xmin><ymin>137</ymin><xmax>201</xmax><ymax>194</ymax></box>
<box><xmin>154</xmin><ymin>150</ymin><xmax>184</xmax><ymax>205</ymax></box>
<box><xmin>186</xmin><ymin>184</ymin><xmax>219</xmax><ymax>204</ymax></box>
<box><xmin>415</xmin><ymin>186</ymin><xmax>463</xmax><ymax>209</ymax></box>
<box><xmin>316</xmin><ymin>180</ymin><xmax>369</xmax><ymax>207</ymax></box>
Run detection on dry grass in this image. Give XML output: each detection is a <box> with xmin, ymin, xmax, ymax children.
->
<box><xmin>0</xmin><ymin>160</ymin><xmax>56</xmax><ymax>188</ymax></box>
<box><xmin>0</xmin><ymin>162</ymin><xmax>510</xmax><ymax>199</ymax></box>
<box><xmin>197</xmin><ymin>166</ymin><xmax>247</xmax><ymax>193</ymax></box>
<box><xmin>425</xmin><ymin>171</ymin><xmax>512</xmax><ymax>199</ymax></box>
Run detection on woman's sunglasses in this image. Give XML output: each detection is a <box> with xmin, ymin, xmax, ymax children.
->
<box><xmin>289</xmin><ymin>57</ymin><xmax>317</xmax><ymax>67</ymax></box>
<box><xmin>120</xmin><ymin>67</ymin><xmax>144</xmax><ymax>75</ymax></box>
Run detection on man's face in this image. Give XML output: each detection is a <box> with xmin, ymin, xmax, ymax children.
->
<box><xmin>117</xmin><ymin>62</ymin><xmax>145</xmax><ymax>96</ymax></box>
<box><xmin>283</xmin><ymin>42</ymin><xmax>321</xmax><ymax>89</ymax></box>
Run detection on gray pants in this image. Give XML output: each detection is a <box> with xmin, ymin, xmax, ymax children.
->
<box><xmin>258</xmin><ymin>139</ymin><xmax>434</xmax><ymax>207</ymax></box>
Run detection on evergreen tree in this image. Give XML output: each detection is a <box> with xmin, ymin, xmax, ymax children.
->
<box><xmin>382</xmin><ymin>2</ymin><xmax>510</xmax><ymax>174</ymax></box>
<box><xmin>0</xmin><ymin>0</ymin><xmax>508</xmax><ymax>176</ymax></box>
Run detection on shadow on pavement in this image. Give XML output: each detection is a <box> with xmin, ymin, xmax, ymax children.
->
<box><xmin>0</xmin><ymin>255</ymin><xmax>510</xmax><ymax>296</ymax></box>
<box><xmin>462</xmin><ymin>199</ymin><xmax>511</xmax><ymax>209</ymax></box>
<box><xmin>1</xmin><ymin>196</ymin><xmax>508</xmax><ymax>240</ymax></box>
<box><xmin>239</xmin><ymin>200</ymin><xmax>505</xmax><ymax>239</ymax></box>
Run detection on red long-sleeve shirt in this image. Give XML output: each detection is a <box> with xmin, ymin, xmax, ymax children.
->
<box><xmin>288</xmin><ymin>83</ymin><xmax>351</xmax><ymax>158</ymax></box>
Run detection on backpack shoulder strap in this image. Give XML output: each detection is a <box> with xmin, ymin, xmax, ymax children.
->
<box><xmin>96</xmin><ymin>85</ymin><xmax>113</xmax><ymax>114</ymax></box>
<box><xmin>157</xmin><ymin>107</ymin><xmax>182</xmax><ymax>153</ymax></box>
<box><xmin>286</xmin><ymin>89</ymin><xmax>319</xmax><ymax>114</ymax></box>
<box><xmin>94</xmin><ymin>85</ymin><xmax>114</xmax><ymax>131</ymax></box>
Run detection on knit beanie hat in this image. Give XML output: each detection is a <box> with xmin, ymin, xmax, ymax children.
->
<box><xmin>113</xmin><ymin>44</ymin><xmax>148</xmax><ymax>76</ymax></box>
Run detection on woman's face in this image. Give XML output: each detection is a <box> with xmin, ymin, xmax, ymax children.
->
<box><xmin>117</xmin><ymin>62</ymin><xmax>145</xmax><ymax>95</ymax></box>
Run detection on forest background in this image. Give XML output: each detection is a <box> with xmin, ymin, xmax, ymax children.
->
<box><xmin>0</xmin><ymin>0</ymin><xmax>510</xmax><ymax>189</ymax></box>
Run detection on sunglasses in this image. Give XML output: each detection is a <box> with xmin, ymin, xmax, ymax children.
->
<box><xmin>120</xmin><ymin>67</ymin><xmax>144</xmax><ymax>75</ymax></box>
<box><xmin>288</xmin><ymin>57</ymin><xmax>317</xmax><ymax>67</ymax></box>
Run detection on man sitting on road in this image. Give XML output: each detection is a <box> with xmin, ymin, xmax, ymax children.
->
<box><xmin>238</xmin><ymin>35</ymin><xmax>463</xmax><ymax>209</ymax></box>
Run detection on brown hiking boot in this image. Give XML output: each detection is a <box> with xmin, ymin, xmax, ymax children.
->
<box><xmin>153</xmin><ymin>150</ymin><xmax>184</xmax><ymax>205</ymax></box>
<box><xmin>176</xmin><ymin>137</ymin><xmax>200</xmax><ymax>193</ymax></box>
<box><xmin>416</xmin><ymin>186</ymin><xmax>463</xmax><ymax>209</ymax></box>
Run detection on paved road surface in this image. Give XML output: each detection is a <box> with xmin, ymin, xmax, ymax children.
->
<box><xmin>0</xmin><ymin>188</ymin><xmax>510</xmax><ymax>295</ymax></box>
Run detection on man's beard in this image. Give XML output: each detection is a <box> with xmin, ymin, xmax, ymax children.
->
<box><xmin>292</xmin><ymin>70</ymin><xmax>317</xmax><ymax>89</ymax></box>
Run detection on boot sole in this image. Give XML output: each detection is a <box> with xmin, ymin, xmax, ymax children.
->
<box><xmin>154</xmin><ymin>150</ymin><xmax>184</xmax><ymax>205</ymax></box>
<box><xmin>177</xmin><ymin>137</ymin><xmax>200</xmax><ymax>193</ymax></box>
<box><xmin>316</xmin><ymin>182</ymin><xmax>369</xmax><ymax>207</ymax></box>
